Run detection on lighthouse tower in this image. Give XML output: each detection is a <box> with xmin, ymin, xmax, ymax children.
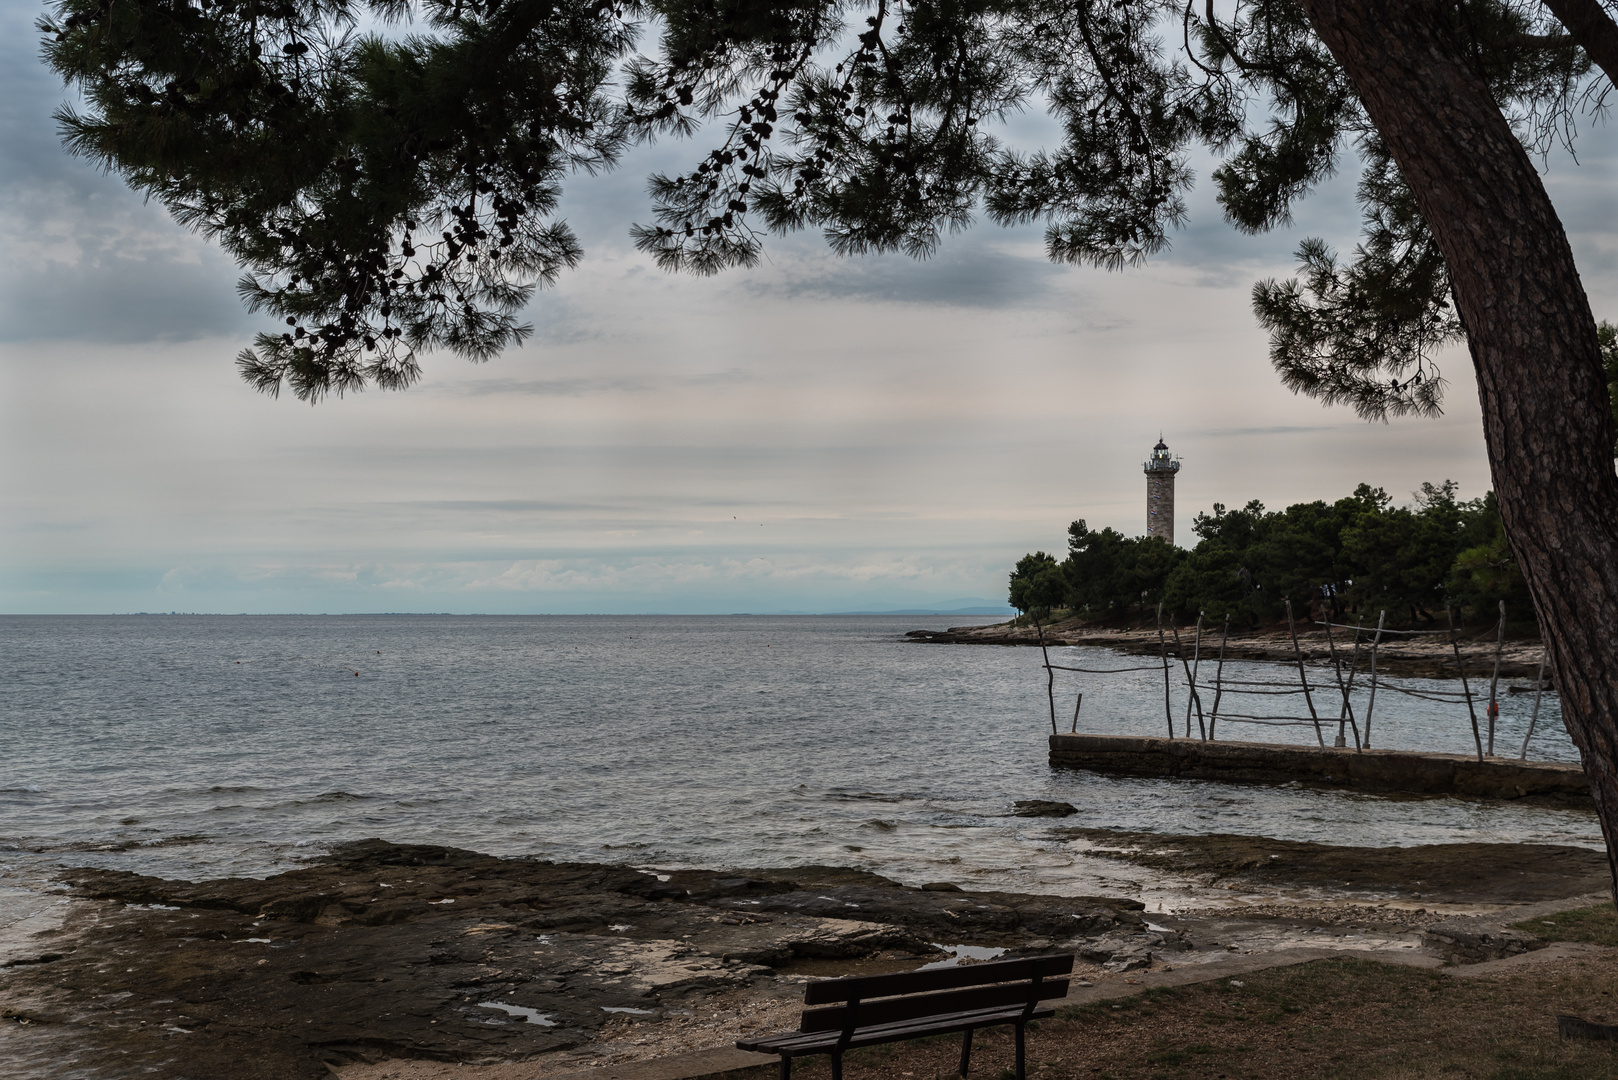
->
<box><xmin>1144</xmin><ymin>437</ymin><xmax>1181</xmax><ymax>544</ymax></box>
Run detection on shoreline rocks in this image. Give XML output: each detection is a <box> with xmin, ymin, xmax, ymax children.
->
<box><xmin>906</xmin><ymin>621</ymin><xmax>1550</xmax><ymax>680</ymax></box>
<box><xmin>7</xmin><ymin>834</ymin><xmax>1608</xmax><ymax>1080</ymax></box>
<box><xmin>0</xmin><ymin>840</ymin><xmax>1144</xmax><ymax>1080</ymax></box>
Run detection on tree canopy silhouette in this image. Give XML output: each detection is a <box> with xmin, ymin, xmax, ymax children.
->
<box><xmin>40</xmin><ymin>0</ymin><xmax>1618</xmax><ymax>895</ymax></box>
<box><xmin>1017</xmin><ymin>481</ymin><xmax>1534</xmax><ymax>630</ymax></box>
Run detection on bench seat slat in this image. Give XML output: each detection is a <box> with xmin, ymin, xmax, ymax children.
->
<box><xmin>800</xmin><ymin>978</ymin><xmax>1068</xmax><ymax>1032</ymax></box>
<box><xmin>739</xmin><ymin>1003</ymin><xmax>1057</xmax><ymax>1056</ymax></box>
<box><xmin>801</xmin><ymin>954</ymin><xmax>1074</xmax><ymax>1005</ymax></box>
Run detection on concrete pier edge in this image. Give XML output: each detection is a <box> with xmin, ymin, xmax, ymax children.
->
<box><xmin>1048</xmin><ymin>733</ymin><xmax>1589</xmax><ymax>802</ymax></box>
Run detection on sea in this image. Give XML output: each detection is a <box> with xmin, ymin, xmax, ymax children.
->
<box><xmin>0</xmin><ymin>614</ymin><xmax>1600</xmax><ymax>907</ymax></box>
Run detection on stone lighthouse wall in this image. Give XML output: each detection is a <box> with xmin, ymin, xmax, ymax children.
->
<box><xmin>1146</xmin><ymin>471</ymin><xmax>1175</xmax><ymax>544</ymax></box>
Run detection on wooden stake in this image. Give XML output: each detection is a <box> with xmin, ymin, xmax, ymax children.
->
<box><xmin>1486</xmin><ymin>600</ymin><xmax>1505</xmax><ymax>756</ymax></box>
<box><xmin>1035</xmin><ymin>615</ymin><xmax>1057</xmax><ymax>736</ymax></box>
<box><xmin>1447</xmin><ymin>607</ymin><xmax>1485</xmax><ymax>762</ymax></box>
<box><xmin>1520</xmin><ymin>646</ymin><xmax>1549</xmax><ymax>761</ymax></box>
<box><xmin>1191</xmin><ymin>613</ymin><xmax>1207</xmax><ymax>740</ymax></box>
<box><xmin>1070</xmin><ymin>691</ymin><xmax>1083</xmax><ymax>734</ymax></box>
<box><xmin>1209</xmin><ymin>614</ymin><xmax>1230</xmax><ymax>741</ymax></box>
<box><xmin>1341</xmin><ymin>616</ymin><xmax>1365</xmax><ymax>750</ymax></box>
<box><xmin>1286</xmin><ymin>599</ymin><xmax>1326</xmax><ymax>748</ymax></box>
<box><xmin>1364</xmin><ymin>610</ymin><xmax>1386</xmax><ymax>748</ymax></box>
<box><xmin>1170</xmin><ymin>618</ymin><xmax>1206</xmax><ymax>739</ymax></box>
<box><xmin>1321</xmin><ymin>615</ymin><xmax>1361</xmax><ymax>750</ymax></box>
<box><xmin>1157</xmin><ymin>603</ymin><xmax>1174</xmax><ymax>739</ymax></box>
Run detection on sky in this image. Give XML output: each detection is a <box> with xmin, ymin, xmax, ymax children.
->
<box><xmin>2</xmin><ymin>5</ymin><xmax>1615</xmax><ymax>615</ymax></box>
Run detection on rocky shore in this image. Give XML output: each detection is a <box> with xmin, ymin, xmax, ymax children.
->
<box><xmin>0</xmin><ymin>841</ymin><xmax>1143</xmax><ymax>1079</ymax></box>
<box><xmin>4</xmin><ymin>835</ymin><xmax>1611</xmax><ymax>1080</ymax></box>
<box><xmin>907</xmin><ymin>619</ymin><xmax>1551</xmax><ymax>680</ymax></box>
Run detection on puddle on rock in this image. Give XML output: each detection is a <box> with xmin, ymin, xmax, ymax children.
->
<box><xmin>919</xmin><ymin>944</ymin><xmax>1008</xmax><ymax>970</ymax></box>
<box><xmin>477</xmin><ymin>1002</ymin><xmax>557</xmax><ymax>1026</ymax></box>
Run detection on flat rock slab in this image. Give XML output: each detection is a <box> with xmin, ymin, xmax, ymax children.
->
<box><xmin>1050</xmin><ymin>733</ymin><xmax>1589</xmax><ymax>803</ymax></box>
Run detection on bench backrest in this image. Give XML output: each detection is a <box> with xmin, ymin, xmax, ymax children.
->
<box><xmin>799</xmin><ymin>954</ymin><xmax>1074</xmax><ymax>1033</ymax></box>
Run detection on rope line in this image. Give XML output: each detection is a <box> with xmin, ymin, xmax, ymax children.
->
<box><xmin>1375</xmin><ymin>684</ymin><xmax>1473</xmax><ymax>703</ymax></box>
<box><xmin>1201</xmin><ymin>677</ymin><xmax>1319</xmax><ymax>688</ymax></box>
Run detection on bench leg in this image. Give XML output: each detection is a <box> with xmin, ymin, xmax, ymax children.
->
<box><xmin>959</xmin><ymin>1027</ymin><xmax>973</xmax><ymax>1077</ymax></box>
<box><xmin>778</xmin><ymin>1055</ymin><xmax>791</xmax><ymax>1080</ymax></box>
<box><xmin>1015</xmin><ymin>1021</ymin><xmax>1026</xmax><ymax>1080</ymax></box>
<box><xmin>831</xmin><ymin>1051</ymin><xmax>843</xmax><ymax>1080</ymax></box>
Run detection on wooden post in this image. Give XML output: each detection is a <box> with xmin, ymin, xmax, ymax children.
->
<box><xmin>1035</xmin><ymin>616</ymin><xmax>1057</xmax><ymax>736</ymax></box>
<box><xmin>1286</xmin><ymin>599</ymin><xmax>1326</xmax><ymax>748</ymax></box>
<box><xmin>1070</xmin><ymin>691</ymin><xmax>1083</xmax><ymax>734</ymax></box>
<box><xmin>1191</xmin><ymin>613</ymin><xmax>1206</xmax><ymax>740</ymax></box>
<box><xmin>1209</xmin><ymin>614</ymin><xmax>1230</xmax><ymax>741</ymax></box>
<box><xmin>1321</xmin><ymin>615</ymin><xmax>1361</xmax><ymax>750</ymax></box>
<box><xmin>1171</xmin><ymin>617</ymin><xmax>1206</xmax><ymax>740</ymax></box>
<box><xmin>1447</xmin><ymin>607</ymin><xmax>1485</xmax><ymax>763</ymax></box>
<box><xmin>1363</xmin><ymin>610</ymin><xmax>1386</xmax><ymax>748</ymax></box>
<box><xmin>1157</xmin><ymin>603</ymin><xmax>1174</xmax><ymax>739</ymax></box>
<box><xmin>1341</xmin><ymin>616</ymin><xmax>1365</xmax><ymax>751</ymax></box>
<box><xmin>1486</xmin><ymin>600</ymin><xmax>1506</xmax><ymax>756</ymax></box>
<box><xmin>1520</xmin><ymin>646</ymin><xmax>1549</xmax><ymax>761</ymax></box>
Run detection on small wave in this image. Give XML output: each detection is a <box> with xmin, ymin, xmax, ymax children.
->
<box><xmin>11</xmin><ymin>834</ymin><xmax>211</xmax><ymax>855</ymax></box>
<box><xmin>824</xmin><ymin>791</ymin><xmax>908</xmax><ymax>804</ymax></box>
<box><xmin>0</xmin><ymin>786</ymin><xmax>46</xmax><ymax>795</ymax></box>
<box><xmin>296</xmin><ymin>791</ymin><xmax>370</xmax><ymax>805</ymax></box>
<box><xmin>207</xmin><ymin>785</ymin><xmax>267</xmax><ymax>794</ymax></box>
<box><xmin>861</xmin><ymin>819</ymin><xmax>898</xmax><ymax>832</ymax></box>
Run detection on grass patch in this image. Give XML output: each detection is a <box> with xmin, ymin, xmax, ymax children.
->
<box><xmin>709</xmin><ymin>953</ymin><xmax>1618</xmax><ymax>1079</ymax></box>
<box><xmin>1512</xmin><ymin>904</ymin><xmax>1618</xmax><ymax>947</ymax></box>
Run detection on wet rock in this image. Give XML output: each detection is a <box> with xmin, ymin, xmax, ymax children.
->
<box><xmin>1014</xmin><ymin>800</ymin><xmax>1079</xmax><ymax>818</ymax></box>
<box><xmin>726</xmin><ymin>884</ymin><xmax>1141</xmax><ymax>941</ymax></box>
<box><xmin>1054</xmin><ymin>829</ymin><xmax>1611</xmax><ymax>904</ymax></box>
<box><xmin>1075</xmin><ymin>929</ymin><xmax>1184</xmax><ymax>972</ymax></box>
<box><xmin>1421</xmin><ymin>920</ymin><xmax>1542</xmax><ymax>963</ymax></box>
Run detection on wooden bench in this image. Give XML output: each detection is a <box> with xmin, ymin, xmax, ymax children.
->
<box><xmin>737</xmin><ymin>953</ymin><xmax>1073</xmax><ymax>1080</ymax></box>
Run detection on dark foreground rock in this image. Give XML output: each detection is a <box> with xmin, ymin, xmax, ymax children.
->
<box><xmin>0</xmin><ymin>841</ymin><xmax>1143</xmax><ymax>1080</ymax></box>
<box><xmin>1057</xmin><ymin>829</ymin><xmax>1612</xmax><ymax>904</ymax></box>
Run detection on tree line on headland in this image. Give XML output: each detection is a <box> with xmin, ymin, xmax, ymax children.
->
<box><xmin>1011</xmin><ymin>482</ymin><xmax>1531</xmax><ymax>633</ymax></box>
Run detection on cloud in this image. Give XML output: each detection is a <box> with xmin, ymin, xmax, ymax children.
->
<box><xmin>0</xmin><ymin>9</ymin><xmax>255</xmax><ymax>344</ymax></box>
<box><xmin>1194</xmin><ymin>424</ymin><xmax>1342</xmax><ymax>438</ymax></box>
<box><xmin>450</xmin><ymin>368</ymin><xmax>754</xmax><ymax>397</ymax></box>
<box><xmin>735</xmin><ymin>229</ymin><xmax>1073</xmax><ymax>309</ymax></box>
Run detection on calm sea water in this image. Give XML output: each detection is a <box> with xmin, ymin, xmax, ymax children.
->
<box><xmin>0</xmin><ymin>615</ymin><xmax>1598</xmax><ymax>903</ymax></box>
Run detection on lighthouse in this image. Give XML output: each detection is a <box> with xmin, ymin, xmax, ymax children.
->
<box><xmin>1144</xmin><ymin>437</ymin><xmax>1181</xmax><ymax>544</ymax></box>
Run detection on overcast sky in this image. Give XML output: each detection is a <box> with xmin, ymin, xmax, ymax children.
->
<box><xmin>3</xmin><ymin>3</ymin><xmax>1615</xmax><ymax>615</ymax></box>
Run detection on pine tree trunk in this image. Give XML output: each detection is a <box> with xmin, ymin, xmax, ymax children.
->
<box><xmin>1295</xmin><ymin>0</ymin><xmax>1618</xmax><ymax>898</ymax></box>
